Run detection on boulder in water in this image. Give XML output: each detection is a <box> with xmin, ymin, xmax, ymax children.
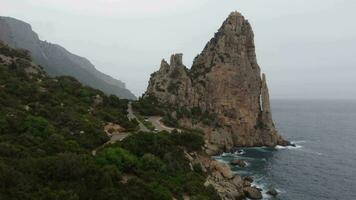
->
<box><xmin>243</xmin><ymin>176</ymin><xmax>254</xmax><ymax>183</ymax></box>
<box><xmin>243</xmin><ymin>187</ymin><xmax>263</xmax><ymax>199</ymax></box>
<box><xmin>267</xmin><ymin>188</ymin><xmax>278</xmax><ymax>196</ymax></box>
<box><xmin>230</xmin><ymin>159</ymin><xmax>247</xmax><ymax>167</ymax></box>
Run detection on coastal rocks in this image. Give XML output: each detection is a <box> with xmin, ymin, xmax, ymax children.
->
<box><xmin>145</xmin><ymin>11</ymin><xmax>286</xmax><ymax>151</ymax></box>
<box><xmin>230</xmin><ymin>159</ymin><xmax>247</xmax><ymax>167</ymax></box>
<box><xmin>193</xmin><ymin>154</ymin><xmax>267</xmax><ymax>200</ymax></box>
<box><xmin>242</xmin><ymin>177</ymin><xmax>253</xmax><ymax>187</ymax></box>
<box><xmin>231</xmin><ymin>175</ymin><xmax>244</xmax><ymax>188</ymax></box>
<box><xmin>211</xmin><ymin>161</ymin><xmax>234</xmax><ymax>179</ymax></box>
<box><xmin>243</xmin><ymin>176</ymin><xmax>253</xmax><ymax>183</ymax></box>
<box><xmin>195</xmin><ymin>155</ymin><xmax>246</xmax><ymax>199</ymax></box>
<box><xmin>204</xmin><ymin>143</ymin><xmax>222</xmax><ymax>156</ymax></box>
<box><xmin>206</xmin><ymin>174</ymin><xmax>246</xmax><ymax>200</ymax></box>
<box><xmin>243</xmin><ymin>187</ymin><xmax>263</xmax><ymax>199</ymax></box>
<box><xmin>267</xmin><ymin>188</ymin><xmax>278</xmax><ymax>196</ymax></box>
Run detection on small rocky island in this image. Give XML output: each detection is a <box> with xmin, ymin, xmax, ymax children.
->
<box><xmin>145</xmin><ymin>11</ymin><xmax>289</xmax><ymax>154</ymax></box>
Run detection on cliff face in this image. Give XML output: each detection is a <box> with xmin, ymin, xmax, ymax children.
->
<box><xmin>146</xmin><ymin>12</ymin><xmax>286</xmax><ymax>149</ymax></box>
<box><xmin>0</xmin><ymin>16</ymin><xmax>136</xmax><ymax>100</ymax></box>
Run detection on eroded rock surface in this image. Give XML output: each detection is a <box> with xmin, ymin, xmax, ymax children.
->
<box><xmin>243</xmin><ymin>187</ymin><xmax>263</xmax><ymax>199</ymax></box>
<box><xmin>145</xmin><ymin>11</ymin><xmax>287</xmax><ymax>150</ymax></box>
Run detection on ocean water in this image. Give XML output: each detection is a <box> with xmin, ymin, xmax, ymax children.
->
<box><xmin>215</xmin><ymin>100</ymin><xmax>356</xmax><ymax>200</ymax></box>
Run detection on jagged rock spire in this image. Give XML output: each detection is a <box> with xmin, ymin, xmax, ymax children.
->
<box><xmin>261</xmin><ymin>73</ymin><xmax>273</xmax><ymax>128</ymax></box>
<box><xmin>170</xmin><ymin>53</ymin><xmax>183</xmax><ymax>67</ymax></box>
<box><xmin>145</xmin><ymin>12</ymin><xmax>284</xmax><ymax>149</ymax></box>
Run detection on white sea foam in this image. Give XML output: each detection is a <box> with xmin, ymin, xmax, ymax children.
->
<box><xmin>221</xmin><ymin>152</ymin><xmax>235</xmax><ymax>157</ymax></box>
<box><xmin>251</xmin><ymin>181</ymin><xmax>270</xmax><ymax>199</ymax></box>
<box><xmin>212</xmin><ymin>156</ymin><xmax>228</xmax><ymax>163</ymax></box>
<box><xmin>276</xmin><ymin>145</ymin><xmax>302</xmax><ymax>150</ymax></box>
<box><xmin>234</xmin><ymin>149</ymin><xmax>245</xmax><ymax>155</ymax></box>
<box><xmin>275</xmin><ymin>142</ymin><xmax>324</xmax><ymax>156</ymax></box>
<box><xmin>221</xmin><ymin>152</ymin><xmax>228</xmax><ymax>157</ymax></box>
<box><xmin>251</xmin><ymin>180</ymin><xmax>283</xmax><ymax>200</ymax></box>
<box><xmin>251</xmin><ymin>147</ymin><xmax>271</xmax><ymax>152</ymax></box>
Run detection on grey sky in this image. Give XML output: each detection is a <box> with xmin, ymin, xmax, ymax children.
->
<box><xmin>1</xmin><ymin>0</ymin><xmax>356</xmax><ymax>99</ymax></box>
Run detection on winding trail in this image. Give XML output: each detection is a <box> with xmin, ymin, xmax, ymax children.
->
<box><xmin>146</xmin><ymin>116</ymin><xmax>175</xmax><ymax>132</ymax></box>
<box><xmin>127</xmin><ymin>102</ymin><xmax>150</xmax><ymax>132</ymax></box>
<box><xmin>92</xmin><ymin>102</ymin><xmax>179</xmax><ymax>156</ymax></box>
<box><xmin>92</xmin><ymin>132</ymin><xmax>131</xmax><ymax>156</ymax></box>
<box><xmin>92</xmin><ymin>102</ymin><xmax>149</xmax><ymax>156</ymax></box>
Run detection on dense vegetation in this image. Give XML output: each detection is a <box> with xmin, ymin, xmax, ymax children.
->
<box><xmin>0</xmin><ymin>42</ymin><xmax>220</xmax><ymax>200</ymax></box>
<box><xmin>95</xmin><ymin>131</ymin><xmax>218</xmax><ymax>200</ymax></box>
<box><xmin>131</xmin><ymin>95</ymin><xmax>165</xmax><ymax>116</ymax></box>
<box><xmin>133</xmin><ymin>96</ymin><xmax>218</xmax><ymax>127</ymax></box>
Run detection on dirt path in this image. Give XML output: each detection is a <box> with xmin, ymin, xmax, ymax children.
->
<box><xmin>92</xmin><ymin>102</ymin><xmax>179</xmax><ymax>156</ymax></box>
<box><xmin>146</xmin><ymin>116</ymin><xmax>175</xmax><ymax>132</ymax></box>
<box><xmin>127</xmin><ymin>102</ymin><xmax>150</xmax><ymax>132</ymax></box>
<box><xmin>91</xmin><ymin>132</ymin><xmax>131</xmax><ymax>156</ymax></box>
<box><xmin>92</xmin><ymin>102</ymin><xmax>147</xmax><ymax>156</ymax></box>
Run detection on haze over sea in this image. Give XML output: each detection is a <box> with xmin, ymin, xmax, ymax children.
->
<box><xmin>215</xmin><ymin>99</ymin><xmax>356</xmax><ymax>200</ymax></box>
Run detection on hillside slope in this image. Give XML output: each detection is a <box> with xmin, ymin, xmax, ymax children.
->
<box><xmin>0</xmin><ymin>42</ymin><xmax>223</xmax><ymax>200</ymax></box>
<box><xmin>0</xmin><ymin>16</ymin><xmax>136</xmax><ymax>99</ymax></box>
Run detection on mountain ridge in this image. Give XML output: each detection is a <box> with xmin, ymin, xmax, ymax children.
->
<box><xmin>0</xmin><ymin>16</ymin><xmax>136</xmax><ymax>99</ymax></box>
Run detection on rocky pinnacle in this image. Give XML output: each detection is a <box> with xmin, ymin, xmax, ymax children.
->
<box><xmin>145</xmin><ymin>11</ymin><xmax>286</xmax><ymax>150</ymax></box>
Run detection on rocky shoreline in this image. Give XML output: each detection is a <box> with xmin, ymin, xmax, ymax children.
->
<box><xmin>187</xmin><ymin>151</ymin><xmax>262</xmax><ymax>200</ymax></box>
<box><xmin>196</xmin><ymin>141</ymin><xmax>295</xmax><ymax>200</ymax></box>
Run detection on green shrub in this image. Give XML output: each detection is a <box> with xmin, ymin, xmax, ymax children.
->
<box><xmin>138</xmin><ymin>153</ymin><xmax>166</xmax><ymax>172</ymax></box>
<box><xmin>170</xmin><ymin>130</ymin><xmax>204</xmax><ymax>152</ymax></box>
<box><xmin>95</xmin><ymin>147</ymin><xmax>138</xmax><ymax>172</ymax></box>
<box><xmin>121</xmin><ymin>132</ymin><xmax>173</xmax><ymax>158</ymax></box>
<box><xmin>21</xmin><ymin>116</ymin><xmax>55</xmax><ymax>138</ymax></box>
<box><xmin>161</xmin><ymin>113</ymin><xmax>178</xmax><ymax>127</ymax></box>
<box><xmin>132</xmin><ymin>96</ymin><xmax>165</xmax><ymax>116</ymax></box>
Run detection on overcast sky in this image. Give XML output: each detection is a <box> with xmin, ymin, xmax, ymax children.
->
<box><xmin>1</xmin><ymin>0</ymin><xmax>356</xmax><ymax>99</ymax></box>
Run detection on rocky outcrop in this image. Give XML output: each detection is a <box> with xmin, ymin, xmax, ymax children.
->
<box><xmin>195</xmin><ymin>155</ymin><xmax>246</xmax><ymax>200</ymax></box>
<box><xmin>243</xmin><ymin>187</ymin><xmax>263</xmax><ymax>199</ymax></box>
<box><xmin>189</xmin><ymin>153</ymin><xmax>265</xmax><ymax>200</ymax></box>
<box><xmin>145</xmin><ymin>11</ymin><xmax>287</xmax><ymax>150</ymax></box>
<box><xmin>267</xmin><ymin>188</ymin><xmax>278</xmax><ymax>197</ymax></box>
<box><xmin>230</xmin><ymin>159</ymin><xmax>247</xmax><ymax>168</ymax></box>
<box><xmin>0</xmin><ymin>16</ymin><xmax>136</xmax><ymax>99</ymax></box>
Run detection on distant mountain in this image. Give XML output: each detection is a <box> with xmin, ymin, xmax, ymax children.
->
<box><xmin>0</xmin><ymin>16</ymin><xmax>136</xmax><ymax>99</ymax></box>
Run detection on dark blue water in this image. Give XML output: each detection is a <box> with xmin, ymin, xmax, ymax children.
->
<box><xmin>215</xmin><ymin>100</ymin><xmax>356</xmax><ymax>200</ymax></box>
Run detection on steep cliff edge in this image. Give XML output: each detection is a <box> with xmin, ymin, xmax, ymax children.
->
<box><xmin>145</xmin><ymin>12</ymin><xmax>287</xmax><ymax>150</ymax></box>
<box><xmin>0</xmin><ymin>16</ymin><xmax>136</xmax><ymax>99</ymax></box>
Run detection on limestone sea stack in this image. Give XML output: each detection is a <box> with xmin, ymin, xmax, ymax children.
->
<box><xmin>145</xmin><ymin>11</ymin><xmax>288</xmax><ymax>150</ymax></box>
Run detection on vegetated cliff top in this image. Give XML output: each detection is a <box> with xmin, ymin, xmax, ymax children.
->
<box><xmin>0</xmin><ymin>16</ymin><xmax>136</xmax><ymax>100</ymax></box>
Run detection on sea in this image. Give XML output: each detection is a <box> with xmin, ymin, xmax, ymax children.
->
<box><xmin>214</xmin><ymin>99</ymin><xmax>356</xmax><ymax>200</ymax></box>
